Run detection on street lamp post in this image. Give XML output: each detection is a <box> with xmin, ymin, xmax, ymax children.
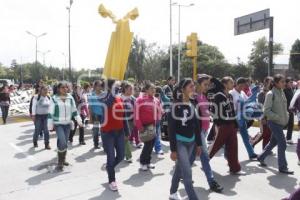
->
<box><xmin>26</xmin><ymin>31</ymin><xmax>47</xmax><ymax>68</ymax></box>
<box><xmin>62</xmin><ymin>53</ymin><xmax>67</xmax><ymax>80</ymax></box>
<box><xmin>172</xmin><ymin>3</ymin><xmax>194</xmax><ymax>81</ymax></box>
<box><xmin>38</xmin><ymin>50</ymin><xmax>51</xmax><ymax>66</ymax></box>
<box><xmin>66</xmin><ymin>0</ymin><xmax>73</xmax><ymax>83</ymax></box>
<box><xmin>169</xmin><ymin>0</ymin><xmax>175</xmax><ymax>77</ymax></box>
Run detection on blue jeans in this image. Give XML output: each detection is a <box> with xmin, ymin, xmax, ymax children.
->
<box><xmin>238</xmin><ymin>120</ymin><xmax>256</xmax><ymax>157</ymax></box>
<box><xmin>33</xmin><ymin>114</ymin><xmax>49</xmax><ymax>144</ymax></box>
<box><xmin>92</xmin><ymin>114</ymin><xmax>102</xmax><ymax>147</ymax></box>
<box><xmin>199</xmin><ymin>130</ymin><xmax>215</xmax><ymax>187</ymax></box>
<box><xmin>55</xmin><ymin>124</ymin><xmax>71</xmax><ymax>152</ymax></box>
<box><xmin>154</xmin><ymin>121</ymin><xmax>162</xmax><ymax>153</ymax></box>
<box><xmin>259</xmin><ymin>121</ymin><xmax>288</xmax><ymax>170</ymax></box>
<box><xmin>101</xmin><ymin>129</ymin><xmax>125</xmax><ymax>183</ymax></box>
<box><xmin>170</xmin><ymin>141</ymin><xmax>199</xmax><ymax>200</ymax></box>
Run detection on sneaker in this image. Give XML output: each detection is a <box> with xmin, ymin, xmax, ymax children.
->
<box><xmin>287</xmin><ymin>140</ymin><xmax>294</xmax><ymax>145</ymax></box>
<box><xmin>108</xmin><ymin>181</ymin><xmax>118</xmax><ymax>191</ymax></box>
<box><xmin>169</xmin><ymin>192</ymin><xmax>182</xmax><ymax>200</ymax></box>
<box><xmin>140</xmin><ymin>164</ymin><xmax>148</xmax><ymax>171</ymax></box>
<box><xmin>147</xmin><ymin>163</ymin><xmax>155</xmax><ymax>169</ymax></box>
<box><xmin>156</xmin><ymin>150</ymin><xmax>164</xmax><ymax>155</ymax></box>
<box><xmin>210</xmin><ymin>180</ymin><xmax>223</xmax><ymax>193</ymax></box>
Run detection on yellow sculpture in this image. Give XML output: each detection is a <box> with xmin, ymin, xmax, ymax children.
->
<box><xmin>98</xmin><ymin>4</ymin><xmax>139</xmax><ymax>80</ymax></box>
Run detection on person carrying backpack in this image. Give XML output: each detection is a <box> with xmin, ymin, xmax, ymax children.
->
<box><xmin>31</xmin><ymin>86</ymin><xmax>51</xmax><ymax>149</ymax></box>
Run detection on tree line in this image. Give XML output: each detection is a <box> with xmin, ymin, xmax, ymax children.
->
<box><xmin>1</xmin><ymin>36</ymin><xmax>300</xmax><ymax>84</ymax></box>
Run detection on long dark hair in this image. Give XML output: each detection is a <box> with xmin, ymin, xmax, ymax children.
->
<box><xmin>173</xmin><ymin>78</ymin><xmax>193</xmax><ymax>102</ymax></box>
<box><xmin>270</xmin><ymin>74</ymin><xmax>284</xmax><ymax>89</ymax></box>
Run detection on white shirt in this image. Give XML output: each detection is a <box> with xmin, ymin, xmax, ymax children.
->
<box><xmin>230</xmin><ymin>88</ymin><xmax>248</xmax><ymax>113</ymax></box>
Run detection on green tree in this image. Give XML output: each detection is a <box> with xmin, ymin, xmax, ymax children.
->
<box><xmin>248</xmin><ymin>37</ymin><xmax>283</xmax><ymax>81</ymax></box>
<box><xmin>290</xmin><ymin>39</ymin><xmax>300</xmax><ymax>71</ymax></box>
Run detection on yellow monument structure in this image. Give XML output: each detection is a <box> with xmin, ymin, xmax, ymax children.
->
<box><xmin>98</xmin><ymin>4</ymin><xmax>139</xmax><ymax>80</ymax></box>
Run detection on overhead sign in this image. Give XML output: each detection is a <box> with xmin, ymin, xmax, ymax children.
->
<box><xmin>234</xmin><ymin>9</ymin><xmax>270</xmax><ymax>35</ymax></box>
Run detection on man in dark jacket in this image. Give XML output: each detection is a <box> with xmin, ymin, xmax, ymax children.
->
<box><xmin>284</xmin><ymin>77</ymin><xmax>294</xmax><ymax>144</ymax></box>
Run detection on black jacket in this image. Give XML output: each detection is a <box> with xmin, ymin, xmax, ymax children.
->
<box><xmin>212</xmin><ymin>91</ymin><xmax>237</xmax><ymax>126</ymax></box>
<box><xmin>284</xmin><ymin>88</ymin><xmax>294</xmax><ymax>108</ymax></box>
<box><xmin>168</xmin><ymin>102</ymin><xmax>202</xmax><ymax>152</ymax></box>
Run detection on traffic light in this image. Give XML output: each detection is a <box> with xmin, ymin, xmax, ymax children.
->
<box><xmin>186</xmin><ymin>33</ymin><xmax>198</xmax><ymax>57</ymax></box>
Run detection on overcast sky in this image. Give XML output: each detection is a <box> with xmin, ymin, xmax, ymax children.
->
<box><xmin>1</xmin><ymin>0</ymin><xmax>299</xmax><ymax>70</ymax></box>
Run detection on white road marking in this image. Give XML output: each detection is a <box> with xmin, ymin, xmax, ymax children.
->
<box><xmin>9</xmin><ymin>143</ymin><xmax>37</xmax><ymax>162</ymax></box>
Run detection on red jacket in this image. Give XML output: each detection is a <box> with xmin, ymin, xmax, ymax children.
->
<box><xmin>101</xmin><ymin>97</ymin><xmax>125</xmax><ymax>133</ymax></box>
<box><xmin>134</xmin><ymin>94</ymin><xmax>162</xmax><ymax>130</ymax></box>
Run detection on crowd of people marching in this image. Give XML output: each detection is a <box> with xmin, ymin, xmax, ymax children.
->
<box><xmin>1</xmin><ymin>74</ymin><xmax>300</xmax><ymax>200</ymax></box>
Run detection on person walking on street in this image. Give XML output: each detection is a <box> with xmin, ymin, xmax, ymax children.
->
<box><xmin>284</xmin><ymin>77</ymin><xmax>295</xmax><ymax>145</ymax></box>
<box><xmin>194</xmin><ymin>74</ymin><xmax>223</xmax><ymax>193</ymax></box>
<box><xmin>88</xmin><ymin>80</ymin><xmax>105</xmax><ymax>149</ymax></box>
<box><xmin>134</xmin><ymin>82</ymin><xmax>162</xmax><ymax>171</ymax></box>
<box><xmin>169</xmin><ymin>78</ymin><xmax>202</xmax><ymax>200</ymax></box>
<box><xmin>257</xmin><ymin>74</ymin><xmax>294</xmax><ymax>175</ymax></box>
<box><xmin>209</xmin><ymin>77</ymin><xmax>241</xmax><ymax>174</ymax></box>
<box><xmin>99</xmin><ymin>79</ymin><xmax>129</xmax><ymax>191</ymax></box>
<box><xmin>0</xmin><ymin>85</ymin><xmax>10</xmax><ymax>125</ymax></box>
<box><xmin>48</xmin><ymin>82</ymin><xmax>83</xmax><ymax>171</ymax></box>
<box><xmin>31</xmin><ymin>86</ymin><xmax>51</xmax><ymax>149</ymax></box>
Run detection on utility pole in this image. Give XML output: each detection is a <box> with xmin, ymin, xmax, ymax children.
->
<box><xmin>67</xmin><ymin>0</ymin><xmax>73</xmax><ymax>82</ymax></box>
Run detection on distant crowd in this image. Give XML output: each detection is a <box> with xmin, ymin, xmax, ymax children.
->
<box><xmin>1</xmin><ymin>74</ymin><xmax>300</xmax><ymax>200</ymax></box>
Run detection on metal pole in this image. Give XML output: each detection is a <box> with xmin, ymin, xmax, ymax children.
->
<box><xmin>68</xmin><ymin>6</ymin><xmax>72</xmax><ymax>83</ymax></box>
<box><xmin>169</xmin><ymin>0</ymin><xmax>173</xmax><ymax>77</ymax></box>
<box><xmin>178</xmin><ymin>5</ymin><xmax>181</xmax><ymax>81</ymax></box>
<box><xmin>268</xmin><ymin>17</ymin><xmax>273</xmax><ymax>76</ymax></box>
<box><xmin>35</xmin><ymin>37</ymin><xmax>38</xmax><ymax>68</ymax></box>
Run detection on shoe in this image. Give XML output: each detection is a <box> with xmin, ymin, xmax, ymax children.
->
<box><xmin>125</xmin><ymin>158</ymin><xmax>133</xmax><ymax>163</ymax></box>
<box><xmin>147</xmin><ymin>163</ymin><xmax>155</xmax><ymax>169</ymax></box>
<box><xmin>287</xmin><ymin>140</ymin><xmax>294</xmax><ymax>145</ymax></box>
<box><xmin>156</xmin><ymin>150</ymin><xmax>164</xmax><ymax>155</ymax></box>
<box><xmin>298</xmin><ymin>160</ymin><xmax>300</xmax><ymax>166</ymax></box>
<box><xmin>45</xmin><ymin>144</ymin><xmax>51</xmax><ymax>150</ymax></box>
<box><xmin>140</xmin><ymin>164</ymin><xmax>148</xmax><ymax>171</ymax></box>
<box><xmin>33</xmin><ymin>142</ymin><xmax>38</xmax><ymax>148</ymax></box>
<box><xmin>80</xmin><ymin>141</ymin><xmax>86</xmax><ymax>145</ymax></box>
<box><xmin>249</xmin><ymin>154</ymin><xmax>258</xmax><ymax>160</ymax></box>
<box><xmin>279</xmin><ymin>169</ymin><xmax>294</xmax><ymax>175</ymax></box>
<box><xmin>257</xmin><ymin>157</ymin><xmax>267</xmax><ymax>167</ymax></box>
<box><xmin>169</xmin><ymin>192</ymin><xmax>182</xmax><ymax>200</ymax></box>
<box><xmin>94</xmin><ymin>146</ymin><xmax>100</xmax><ymax>149</ymax></box>
<box><xmin>210</xmin><ymin>180</ymin><xmax>223</xmax><ymax>193</ymax></box>
<box><xmin>108</xmin><ymin>181</ymin><xmax>118</xmax><ymax>191</ymax></box>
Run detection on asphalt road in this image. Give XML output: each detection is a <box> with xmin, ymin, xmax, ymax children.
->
<box><xmin>0</xmin><ymin>121</ymin><xmax>299</xmax><ymax>200</ymax></box>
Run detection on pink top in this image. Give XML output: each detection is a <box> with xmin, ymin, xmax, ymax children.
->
<box><xmin>197</xmin><ymin>93</ymin><xmax>210</xmax><ymax>131</ymax></box>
